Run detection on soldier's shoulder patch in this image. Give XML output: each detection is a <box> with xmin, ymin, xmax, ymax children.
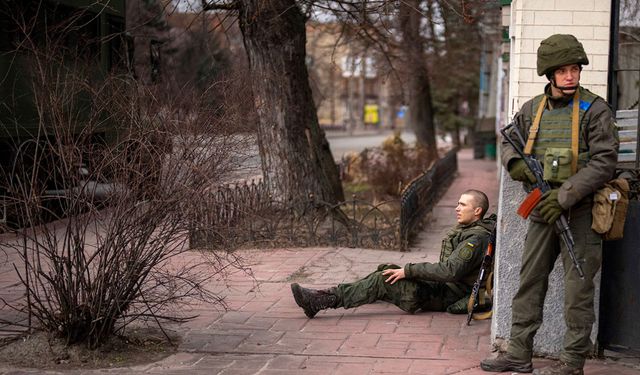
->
<box><xmin>458</xmin><ymin>242</ymin><xmax>476</xmax><ymax>261</ymax></box>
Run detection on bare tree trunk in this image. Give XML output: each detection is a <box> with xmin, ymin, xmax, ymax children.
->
<box><xmin>399</xmin><ymin>0</ymin><xmax>438</xmax><ymax>161</ymax></box>
<box><xmin>359</xmin><ymin>53</ymin><xmax>366</xmax><ymax>129</ymax></box>
<box><xmin>425</xmin><ymin>0</ymin><xmax>441</xmax><ymax>56</ymax></box>
<box><xmin>330</xmin><ymin>68</ymin><xmax>336</xmax><ymax>127</ymax></box>
<box><xmin>236</xmin><ymin>0</ymin><xmax>344</xmax><ymax>203</ymax></box>
<box><xmin>407</xmin><ymin>63</ymin><xmax>437</xmax><ymax>157</ymax></box>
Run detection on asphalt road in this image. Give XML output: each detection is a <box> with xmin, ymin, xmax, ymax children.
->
<box><xmin>326</xmin><ymin>129</ymin><xmax>417</xmax><ymax>160</ymax></box>
<box><xmin>231</xmin><ymin>129</ymin><xmax>422</xmax><ymax>183</ymax></box>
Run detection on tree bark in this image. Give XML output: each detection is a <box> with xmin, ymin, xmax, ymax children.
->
<box><xmin>399</xmin><ymin>0</ymin><xmax>438</xmax><ymax>162</ymax></box>
<box><xmin>237</xmin><ymin>0</ymin><xmax>344</xmax><ymax>203</ymax></box>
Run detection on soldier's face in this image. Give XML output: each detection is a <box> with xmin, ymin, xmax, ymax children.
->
<box><xmin>456</xmin><ymin>194</ymin><xmax>481</xmax><ymax>225</ymax></box>
<box><xmin>551</xmin><ymin>63</ymin><xmax>581</xmax><ymax>95</ymax></box>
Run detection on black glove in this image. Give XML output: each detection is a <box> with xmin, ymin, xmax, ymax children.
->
<box><xmin>508</xmin><ymin>159</ymin><xmax>536</xmax><ymax>184</ymax></box>
<box><xmin>539</xmin><ymin>189</ymin><xmax>563</xmax><ymax>224</ymax></box>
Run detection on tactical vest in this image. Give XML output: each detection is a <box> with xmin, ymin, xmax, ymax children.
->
<box><xmin>528</xmin><ymin>87</ymin><xmax>599</xmax><ymax>175</ymax></box>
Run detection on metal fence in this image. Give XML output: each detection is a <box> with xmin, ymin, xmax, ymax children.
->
<box><xmin>399</xmin><ymin>148</ymin><xmax>458</xmax><ymax>251</ymax></box>
<box><xmin>189</xmin><ymin>149</ymin><xmax>459</xmax><ymax>251</ymax></box>
<box><xmin>189</xmin><ymin>181</ymin><xmax>401</xmax><ymax>250</ymax></box>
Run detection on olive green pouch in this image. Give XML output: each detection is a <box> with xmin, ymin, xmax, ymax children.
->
<box><xmin>543</xmin><ymin>148</ymin><xmax>573</xmax><ymax>184</ymax></box>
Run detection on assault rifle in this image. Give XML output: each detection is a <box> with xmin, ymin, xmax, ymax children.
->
<box><xmin>500</xmin><ymin>123</ymin><xmax>585</xmax><ymax>279</ymax></box>
<box><xmin>467</xmin><ymin>226</ymin><xmax>496</xmax><ymax>325</ymax></box>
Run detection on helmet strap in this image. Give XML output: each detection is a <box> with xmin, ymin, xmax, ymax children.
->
<box><xmin>549</xmin><ymin>77</ymin><xmax>579</xmax><ymax>93</ymax></box>
<box><xmin>548</xmin><ymin>65</ymin><xmax>582</xmax><ymax>92</ymax></box>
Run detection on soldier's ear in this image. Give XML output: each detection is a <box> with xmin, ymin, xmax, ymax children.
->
<box><xmin>474</xmin><ymin>206</ymin><xmax>483</xmax><ymax>217</ymax></box>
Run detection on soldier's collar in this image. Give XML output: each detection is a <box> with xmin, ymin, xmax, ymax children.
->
<box><xmin>457</xmin><ymin>219</ymin><xmax>480</xmax><ymax>229</ymax></box>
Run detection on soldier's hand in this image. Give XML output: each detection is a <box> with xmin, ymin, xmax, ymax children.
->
<box><xmin>508</xmin><ymin>159</ymin><xmax>537</xmax><ymax>183</ymax></box>
<box><xmin>539</xmin><ymin>189</ymin><xmax>563</xmax><ymax>224</ymax></box>
<box><xmin>382</xmin><ymin>268</ymin><xmax>405</xmax><ymax>284</ymax></box>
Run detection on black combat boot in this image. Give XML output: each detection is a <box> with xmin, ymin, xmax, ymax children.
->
<box><xmin>291</xmin><ymin>283</ymin><xmax>338</xmax><ymax>318</ymax></box>
<box><xmin>480</xmin><ymin>352</ymin><xmax>533</xmax><ymax>373</ymax></box>
<box><xmin>533</xmin><ymin>362</ymin><xmax>583</xmax><ymax>375</ymax></box>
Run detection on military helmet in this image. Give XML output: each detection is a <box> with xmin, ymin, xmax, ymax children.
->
<box><xmin>536</xmin><ymin>34</ymin><xmax>589</xmax><ymax>76</ymax></box>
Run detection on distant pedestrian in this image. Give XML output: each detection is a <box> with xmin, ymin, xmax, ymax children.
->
<box><xmin>480</xmin><ymin>34</ymin><xmax>619</xmax><ymax>375</ymax></box>
<box><xmin>291</xmin><ymin>190</ymin><xmax>496</xmax><ymax>318</ymax></box>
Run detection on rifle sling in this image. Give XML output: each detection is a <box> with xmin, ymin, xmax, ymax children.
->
<box><xmin>472</xmin><ymin>310</ymin><xmax>493</xmax><ymax>320</ymax></box>
<box><xmin>524</xmin><ymin>96</ymin><xmax>547</xmax><ymax>155</ymax></box>
<box><xmin>467</xmin><ymin>272</ymin><xmax>494</xmax><ymax>321</ymax></box>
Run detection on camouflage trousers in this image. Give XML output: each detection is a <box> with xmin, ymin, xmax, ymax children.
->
<box><xmin>335</xmin><ymin>264</ymin><xmax>468</xmax><ymax>313</ymax></box>
<box><xmin>507</xmin><ymin>201</ymin><xmax>602</xmax><ymax>368</ymax></box>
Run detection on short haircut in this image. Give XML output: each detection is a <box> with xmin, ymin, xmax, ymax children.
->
<box><xmin>462</xmin><ymin>189</ymin><xmax>489</xmax><ymax>218</ymax></box>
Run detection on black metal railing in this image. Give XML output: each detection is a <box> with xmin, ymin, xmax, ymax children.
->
<box><xmin>189</xmin><ymin>149</ymin><xmax>459</xmax><ymax>251</ymax></box>
<box><xmin>399</xmin><ymin>148</ymin><xmax>458</xmax><ymax>250</ymax></box>
<box><xmin>188</xmin><ymin>182</ymin><xmax>401</xmax><ymax>250</ymax></box>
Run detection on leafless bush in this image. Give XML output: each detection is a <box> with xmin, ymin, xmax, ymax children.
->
<box><xmin>0</xmin><ymin>12</ymin><xmax>252</xmax><ymax>348</ymax></box>
<box><xmin>341</xmin><ymin>132</ymin><xmax>433</xmax><ymax>199</ymax></box>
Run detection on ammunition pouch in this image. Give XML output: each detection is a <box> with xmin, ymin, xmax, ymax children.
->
<box><xmin>592</xmin><ymin>178</ymin><xmax>630</xmax><ymax>241</ymax></box>
<box><xmin>543</xmin><ymin>147</ymin><xmax>573</xmax><ymax>184</ymax></box>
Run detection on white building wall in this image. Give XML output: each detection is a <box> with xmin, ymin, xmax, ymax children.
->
<box><xmin>493</xmin><ymin>0</ymin><xmax>612</xmax><ymax>357</ymax></box>
<box><xmin>507</xmin><ymin>0</ymin><xmax>611</xmax><ymax>118</ymax></box>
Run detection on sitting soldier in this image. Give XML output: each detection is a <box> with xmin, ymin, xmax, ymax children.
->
<box><xmin>291</xmin><ymin>189</ymin><xmax>495</xmax><ymax>318</ymax></box>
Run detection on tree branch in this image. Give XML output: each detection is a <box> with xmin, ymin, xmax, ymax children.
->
<box><xmin>201</xmin><ymin>0</ymin><xmax>239</xmax><ymax>11</ymax></box>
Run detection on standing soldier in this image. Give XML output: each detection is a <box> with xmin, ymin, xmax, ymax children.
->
<box><xmin>291</xmin><ymin>190</ymin><xmax>496</xmax><ymax>318</ymax></box>
<box><xmin>480</xmin><ymin>35</ymin><xmax>619</xmax><ymax>375</ymax></box>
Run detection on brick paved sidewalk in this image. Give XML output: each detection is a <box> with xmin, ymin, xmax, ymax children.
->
<box><xmin>1</xmin><ymin>149</ymin><xmax>638</xmax><ymax>374</ymax></box>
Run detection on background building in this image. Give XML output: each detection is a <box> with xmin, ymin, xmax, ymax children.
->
<box><xmin>306</xmin><ymin>22</ymin><xmax>402</xmax><ymax>132</ymax></box>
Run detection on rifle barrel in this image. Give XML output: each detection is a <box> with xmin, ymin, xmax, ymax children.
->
<box><xmin>555</xmin><ymin>217</ymin><xmax>584</xmax><ymax>279</ymax></box>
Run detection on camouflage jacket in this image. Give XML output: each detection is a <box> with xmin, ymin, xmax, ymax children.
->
<box><xmin>403</xmin><ymin>214</ymin><xmax>496</xmax><ymax>287</ymax></box>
